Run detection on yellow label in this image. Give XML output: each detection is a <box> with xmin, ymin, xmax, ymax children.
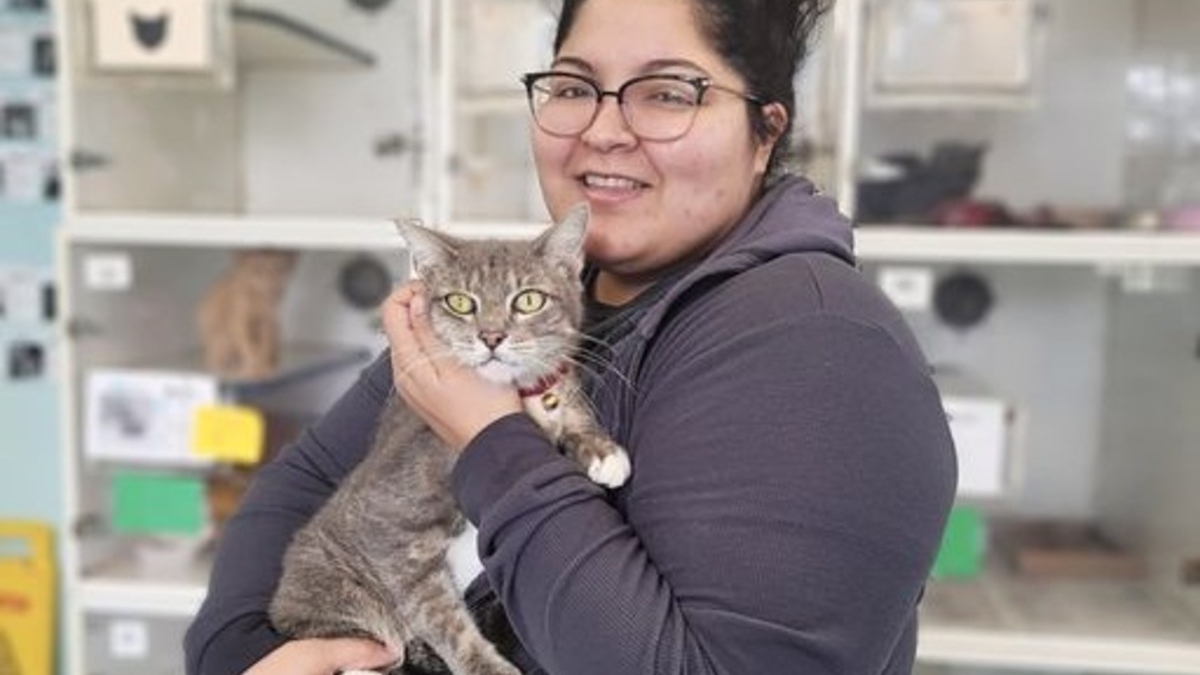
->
<box><xmin>190</xmin><ymin>405</ymin><xmax>265</xmax><ymax>465</ymax></box>
<box><xmin>0</xmin><ymin>520</ymin><xmax>54</xmax><ymax>675</ymax></box>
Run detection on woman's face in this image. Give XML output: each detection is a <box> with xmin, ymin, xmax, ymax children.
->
<box><xmin>532</xmin><ymin>0</ymin><xmax>779</xmax><ymax>304</ymax></box>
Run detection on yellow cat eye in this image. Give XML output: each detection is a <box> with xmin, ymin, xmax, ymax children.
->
<box><xmin>442</xmin><ymin>292</ymin><xmax>477</xmax><ymax>316</ymax></box>
<box><xmin>512</xmin><ymin>289</ymin><xmax>548</xmax><ymax>315</ymax></box>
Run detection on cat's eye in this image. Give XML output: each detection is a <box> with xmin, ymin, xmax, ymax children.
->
<box><xmin>512</xmin><ymin>289</ymin><xmax>548</xmax><ymax>315</ymax></box>
<box><xmin>442</xmin><ymin>292</ymin><xmax>477</xmax><ymax>316</ymax></box>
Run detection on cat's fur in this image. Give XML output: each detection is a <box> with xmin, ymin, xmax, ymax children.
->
<box><xmin>269</xmin><ymin>206</ymin><xmax>630</xmax><ymax>675</ymax></box>
<box><xmin>196</xmin><ymin>249</ymin><xmax>297</xmax><ymax>380</ymax></box>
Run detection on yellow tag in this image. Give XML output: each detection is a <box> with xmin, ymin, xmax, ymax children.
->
<box><xmin>190</xmin><ymin>405</ymin><xmax>265</xmax><ymax>465</ymax></box>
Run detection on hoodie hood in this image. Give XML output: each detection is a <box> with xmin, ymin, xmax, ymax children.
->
<box><xmin>634</xmin><ymin>175</ymin><xmax>854</xmax><ymax>340</ymax></box>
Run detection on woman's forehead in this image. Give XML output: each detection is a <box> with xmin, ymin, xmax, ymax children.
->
<box><xmin>556</xmin><ymin>0</ymin><xmax>727</xmax><ymax>78</ymax></box>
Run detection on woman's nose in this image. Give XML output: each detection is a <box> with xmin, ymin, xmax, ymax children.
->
<box><xmin>580</xmin><ymin>97</ymin><xmax>637</xmax><ymax>151</ymax></box>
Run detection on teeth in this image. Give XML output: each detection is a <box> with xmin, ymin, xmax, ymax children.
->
<box><xmin>583</xmin><ymin>173</ymin><xmax>641</xmax><ymax>190</ymax></box>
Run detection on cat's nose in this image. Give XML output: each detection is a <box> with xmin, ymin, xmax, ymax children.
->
<box><xmin>478</xmin><ymin>330</ymin><xmax>507</xmax><ymax>350</ymax></box>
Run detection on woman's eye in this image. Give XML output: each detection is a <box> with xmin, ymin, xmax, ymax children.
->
<box><xmin>650</xmin><ymin>89</ymin><xmax>693</xmax><ymax>105</ymax></box>
<box><xmin>443</xmin><ymin>292</ymin><xmax>477</xmax><ymax>316</ymax></box>
<box><xmin>636</xmin><ymin>82</ymin><xmax>698</xmax><ymax>108</ymax></box>
<box><xmin>551</xmin><ymin>84</ymin><xmax>591</xmax><ymax>100</ymax></box>
<box><xmin>512</xmin><ymin>290</ymin><xmax>548</xmax><ymax>315</ymax></box>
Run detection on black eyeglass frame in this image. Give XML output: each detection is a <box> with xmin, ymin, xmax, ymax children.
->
<box><xmin>520</xmin><ymin>70</ymin><xmax>767</xmax><ymax>141</ymax></box>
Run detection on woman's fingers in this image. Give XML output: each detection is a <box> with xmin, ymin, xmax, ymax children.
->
<box><xmin>241</xmin><ymin>638</ymin><xmax>400</xmax><ymax>675</ymax></box>
<box><xmin>382</xmin><ymin>282</ymin><xmax>440</xmax><ymax>383</ymax></box>
<box><xmin>325</xmin><ymin>638</ymin><xmax>403</xmax><ymax>672</ymax></box>
<box><xmin>404</xmin><ymin>290</ymin><xmax>447</xmax><ymax>369</ymax></box>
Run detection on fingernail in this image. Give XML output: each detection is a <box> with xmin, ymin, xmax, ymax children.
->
<box><xmin>411</xmin><ymin>293</ymin><xmax>426</xmax><ymax>317</ymax></box>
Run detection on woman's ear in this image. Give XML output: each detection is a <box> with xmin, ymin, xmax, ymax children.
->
<box><xmin>765</xmin><ymin>102</ymin><xmax>789</xmax><ymax>142</ymax></box>
<box><xmin>755</xmin><ymin>102</ymin><xmax>790</xmax><ymax>173</ymax></box>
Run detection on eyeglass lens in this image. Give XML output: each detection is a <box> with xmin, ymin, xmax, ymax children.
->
<box><xmin>527</xmin><ymin>74</ymin><xmax>704</xmax><ymax>141</ymax></box>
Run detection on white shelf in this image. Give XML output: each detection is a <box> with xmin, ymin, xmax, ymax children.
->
<box><xmin>60</xmin><ymin>214</ymin><xmax>404</xmax><ymax>250</ymax></box>
<box><xmin>78</xmin><ymin>544</ymin><xmax>211</xmax><ymax>617</ymax></box>
<box><xmin>456</xmin><ymin>92</ymin><xmax>528</xmax><ymax>116</ymax></box>
<box><xmin>919</xmin><ymin>572</ymin><xmax>1200</xmax><ymax>674</ymax></box>
<box><xmin>80</xmin><ymin>578</ymin><xmax>206</xmax><ymax>618</ymax></box>
<box><xmin>443</xmin><ymin>219</ymin><xmax>549</xmax><ymax>240</ymax></box>
<box><xmin>856</xmin><ymin>226</ymin><xmax>1200</xmax><ymax>266</ymax></box>
<box><xmin>71</xmin><ymin>575</ymin><xmax>1200</xmax><ymax>674</ymax></box>
<box><xmin>919</xmin><ymin>627</ymin><xmax>1200</xmax><ymax>675</ymax></box>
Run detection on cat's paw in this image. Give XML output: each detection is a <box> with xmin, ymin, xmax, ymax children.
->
<box><xmin>480</xmin><ymin>662</ymin><xmax>522</xmax><ymax>675</ymax></box>
<box><xmin>588</xmin><ymin>448</ymin><xmax>631</xmax><ymax>488</ymax></box>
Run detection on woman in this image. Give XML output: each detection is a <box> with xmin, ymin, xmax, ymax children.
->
<box><xmin>185</xmin><ymin>0</ymin><xmax>957</xmax><ymax>673</ymax></box>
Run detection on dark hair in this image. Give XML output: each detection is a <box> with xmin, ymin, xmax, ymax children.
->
<box><xmin>552</xmin><ymin>0</ymin><xmax>833</xmax><ymax>182</ymax></box>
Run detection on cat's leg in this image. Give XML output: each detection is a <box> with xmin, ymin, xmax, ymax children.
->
<box><xmin>270</xmin><ymin>536</ymin><xmax>407</xmax><ymax>667</ymax></box>
<box><xmin>403</xmin><ymin>569</ymin><xmax>520</xmax><ymax>675</ymax></box>
<box><xmin>260</xmin><ymin>312</ymin><xmax>281</xmax><ymax>373</ymax></box>
<box><xmin>557</xmin><ymin>407</ymin><xmax>631</xmax><ymax>488</ymax></box>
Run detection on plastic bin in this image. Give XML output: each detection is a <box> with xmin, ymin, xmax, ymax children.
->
<box><xmin>0</xmin><ymin>520</ymin><xmax>55</xmax><ymax>675</ymax></box>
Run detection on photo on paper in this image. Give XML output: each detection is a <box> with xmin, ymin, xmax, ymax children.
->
<box><xmin>7</xmin><ymin>340</ymin><xmax>44</xmax><ymax>380</ymax></box>
<box><xmin>1</xmin><ymin>102</ymin><xmax>37</xmax><ymax>140</ymax></box>
<box><xmin>7</xmin><ymin>0</ymin><xmax>48</xmax><ymax>11</ymax></box>
<box><xmin>32</xmin><ymin>35</ymin><xmax>54</xmax><ymax>77</ymax></box>
<box><xmin>85</xmin><ymin>369</ymin><xmax>218</xmax><ymax>465</ymax></box>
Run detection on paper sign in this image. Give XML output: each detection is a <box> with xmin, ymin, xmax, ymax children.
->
<box><xmin>85</xmin><ymin>369</ymin><xmax>217</xmax><ymax>465</ymax></box>
<box><xmin>0</xmin><ymin>31</ymin><xmax>28</xmax><ymax>77</ymax></box>
<box><xmin>108</xmin><ymin>619</ymin><xmax>149</xmax><ymax>660</ymax></box>
<box><xmin>82</xmin><ymin>252</ymin><xmax>133</xmax><ymax>291</ymax></box>
<box><xmin>0</xmin><ymin>149</ymin><xmax>44</xmax><ymax>202</ymax></box>
<box><xmin>111</xmin><ymin>471</ymin><xmax>205</xmax><ymax>536</ymax></box>
<box><xmin>190</xmin><ymin>404</ymin><xmax>264</xmax><ymax>465</ymax></box>
<box><xmin>943</xmin><ymin>396</ymin><xmax>1009</xmax><ymax>498</ymax></box>
<box><xmin>0</xmin><ymin>264</ymin><xmax>49</xmax><ymax>322</ymax></box>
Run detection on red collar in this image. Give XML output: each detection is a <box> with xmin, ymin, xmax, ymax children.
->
<box><xmin>518</xmin><ymin>364</ymin><xmax>569</xmax><ymax>398</ymax></box>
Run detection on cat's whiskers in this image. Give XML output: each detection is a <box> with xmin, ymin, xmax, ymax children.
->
<box><xmin>564</xmin><ymin>330</ymin><xmax>637</xmax><ymax>394</ymax></box>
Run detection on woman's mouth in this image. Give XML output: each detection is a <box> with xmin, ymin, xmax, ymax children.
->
<box><xmin>580</xmin><ymin>172</ymin><xmax>647</xmax><ymax>192</ymax></box>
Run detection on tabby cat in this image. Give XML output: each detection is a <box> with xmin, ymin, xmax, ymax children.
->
<box><xmin>196</xmin><ymin>249</ymin><xmax>297</xmax><ymax>380</ymax></box>
<box><xmin>269</xmin><ymin>206</ymin><xmax>630</xmax><ymax>675</ymax></box>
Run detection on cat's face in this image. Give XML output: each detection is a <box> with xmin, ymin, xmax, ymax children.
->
<box><xmin>396</xmin><ymin>207</ymin><xmax>588</xmax><ymax>387</ymax></box>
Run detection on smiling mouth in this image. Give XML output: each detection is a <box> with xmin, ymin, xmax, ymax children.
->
<box><xmin>580</xmin><ymin>173</ymin><xmax>648</xmax><ymax>191</ymax></box>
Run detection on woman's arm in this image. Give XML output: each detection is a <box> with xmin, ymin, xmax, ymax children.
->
<box><xmin>451</xmin><ymin>265</ymin><xmax>958</xmax><ymax>674</ymax></box>
<box><xmin>184</xmin><ymin>353</ymin><xmax>395</xmax><ymax>675</ymax></box>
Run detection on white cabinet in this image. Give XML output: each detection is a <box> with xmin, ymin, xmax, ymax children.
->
<box><xmin>836</xmin><ymin>0</ymin><xmax>1200</xmax><ymax>671</ymax></box>
<box><xmin>54</xmin><ymin>0</ymin><xmax>1200</xmax><ymax>674</ymax></box>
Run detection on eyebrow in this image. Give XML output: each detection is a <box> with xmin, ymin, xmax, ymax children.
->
<box><xmin>550</xmin><ymin>56</ymin><xmax>710</xmax><ymax>78</ymax></box>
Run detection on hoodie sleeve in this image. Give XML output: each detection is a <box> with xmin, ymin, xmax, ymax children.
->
<box><xmin>450</xmin><ymin>258</ymin><xmax>957</xmax><ymax>675</ymax></box>
<box><xmin>183</xmin><ymin>353</ymin><xmax>394</xmax><ymax>675</ymax></box>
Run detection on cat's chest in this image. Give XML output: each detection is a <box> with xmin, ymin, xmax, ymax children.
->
<box><xmin>521</xmin><ymin>385</ymin><xmax>566</xmax><ymax>432</ymax></box>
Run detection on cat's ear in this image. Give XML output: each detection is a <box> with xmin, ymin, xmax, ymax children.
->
<box><xmin>394</xmin><ymin>218</ymin><xmax>458</xmax><ymax>275</ymax></box>
<box><xmin>535</xmin><ymin>203</ymin><xmax>589</xmax><ymax>273</ymax></box>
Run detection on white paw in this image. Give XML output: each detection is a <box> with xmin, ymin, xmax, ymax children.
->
<box><xmin>588</xmin><ymin>449</ymin><xmax>631</xmax><ymax>488</ymax></box>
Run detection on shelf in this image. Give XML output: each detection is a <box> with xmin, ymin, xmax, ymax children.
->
<box><xmin>79</xmin><ymin>546</ymin><xmax>209</xmax><ymax>617</ymax></box>
<box><xmin>60</xmin><ymin>214</ymin><xmax>404</xmax><ymax>250</ymax></box>
<box><xmin>855</xmin><ymin>226</ymin><xmax>1200</xmax><ymax>266</ymax></box>
<box><xmin>72</xmin><ymin>562</ymin><xmax>1200</xmax><ymax>672</ymax></box>
<box><xmin>231</xmin><ymin>4</ymin><xmax>375</xmax><ymax>70</ymax></box>
<box><xmin>920</xmin><ymin>628</ymin><xmax>1200</xmax><ymax>675</ymax></box>
<box><xmin>80</xmin><ymin>578</ymin><xmax>207</xmax><ymax>617</ymax></box>
<box><xmin>919</xmin><ymin>571</ymin><xmax>1200</xmax><ymax>674</ymax></box>
<box><xmin>443</xmin><ymin>220</ymin><xmax>549</xmax><ymax>240</ymax></box>
<box><xmin>456</xmin><ymin>92</ymin><xmax>528</xmax><ymax>116</ymax></box>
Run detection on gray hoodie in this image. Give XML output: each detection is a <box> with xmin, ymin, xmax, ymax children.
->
<box><xmin>185</xmin><ymin>177</ymin><xmax>957</xmax><ymax>675</ymax></box>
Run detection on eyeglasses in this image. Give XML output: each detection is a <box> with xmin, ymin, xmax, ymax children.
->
<box><xmin>521</xmin><ymin>71</ymin><xmax>765</xmax><ymax>142</ymax></box>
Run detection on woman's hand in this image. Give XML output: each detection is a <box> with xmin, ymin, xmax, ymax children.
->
<box><xmin>381</xmin><ymin>282</ymin><xmax>522</xmax><ymax>452</ymax></box>
<box><xmin>242</xmin><ymin>638</ymin><xmax>399</xmax><ymax>675</ymax></box>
